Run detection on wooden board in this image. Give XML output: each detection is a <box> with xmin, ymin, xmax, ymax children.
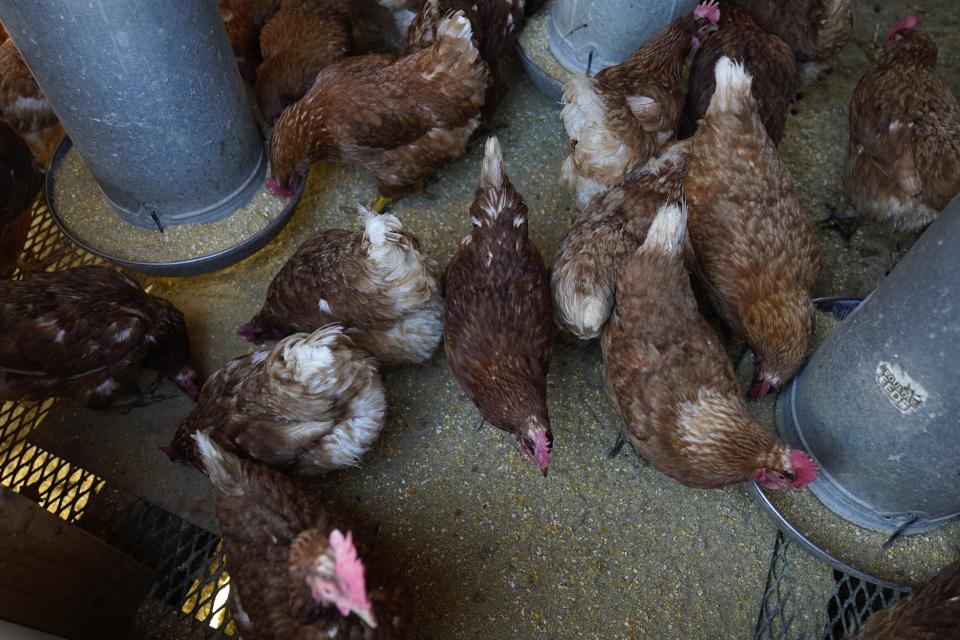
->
<box><xmin>0</xmin><ymin>488</ymin><xmax>156</xmax><ymax>639</ymax></box>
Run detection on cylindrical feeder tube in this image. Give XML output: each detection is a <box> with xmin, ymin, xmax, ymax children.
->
<box><xmin>778</xmin><ymin>198</ymin><xmax>960</xmax><ymax>534</ymax></box>
<box><xmin>0</xmin><ymin>0</ymin><xmax>264</xmax><ymax>229</ymax></box>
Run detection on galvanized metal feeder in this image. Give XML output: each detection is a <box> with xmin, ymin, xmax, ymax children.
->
<box><xmin>0</xmin><ymin>0</ymin><xmax>301</xmax><ymax>276</ymax></box>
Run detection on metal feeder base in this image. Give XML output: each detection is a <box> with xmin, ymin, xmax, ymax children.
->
<box><xmin>44</xmin><ymin>137</ymin><xmax>303</xmax><ymax>277</ymax></box>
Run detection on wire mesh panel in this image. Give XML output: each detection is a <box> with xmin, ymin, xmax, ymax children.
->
<box><xmin>755</xmin><ymin>532</ymin><xmax>910</xmax><ymax>640</ymax></box>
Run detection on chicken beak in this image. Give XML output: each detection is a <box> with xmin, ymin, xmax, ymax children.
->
<box><xmin>354</xmin><ymin>606</ymin><xmax>377</xmax><ymax>629</ymax></box>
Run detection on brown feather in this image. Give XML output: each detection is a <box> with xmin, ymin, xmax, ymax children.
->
<box><xmin>845</xmin><ymin>29</ymin><xmax>960</xmax><ymax>232</ymax></box>
<box><xmin>442</xmin><ymin>137</ymin><xmax>555</xmax><ymax>472</ymax></box>
<box><xmin>730</xmin><ymin>0</ymin><xmax>852</xmax><ymax>63</ymax></box>
<box><xmin>0</xmin><ymin>266</ymin><xmax>196</xmax><ymax>408</ymax></box>
<box><xmin>0</xmin><ymin>40</ymin><xmax>64</xmax><ymax>167</ymax></box>
<box><xmin>0</xmin><ymin>119</ymin><xmax>41</xmax><ymax>278</ymax></box>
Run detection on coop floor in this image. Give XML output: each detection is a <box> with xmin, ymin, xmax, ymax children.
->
<box><xmin>17</xmin><ymin>2</ymin><xmax>960</xmax><ymax>638</ymax></box>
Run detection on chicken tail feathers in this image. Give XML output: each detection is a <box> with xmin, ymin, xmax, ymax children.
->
<box><xmin>708</xmin><ymin>57</ymin><xmax>754</xmax><ymax>116</ymax></box>
<box><xmin>193</xmin><ymin>432</ymin><xmax>247</xmax><ymax>497</ymax></box>
<box><xmin>641</xmin><ymin>201</ymin><xmax>688</xmax><ymax>257</ymax></box>
<box><xmin>473</xmin><ymin>136</ymin><xmax>526</xmax><ymax>228</ymax></box>
<box><xmin>359</xmin><ymin>204</ymin><xmax>403</xmax><ymax>249</ymax></box>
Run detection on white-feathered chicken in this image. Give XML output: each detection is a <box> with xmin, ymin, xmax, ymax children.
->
<box><xmin>165</xmin><ymin>325</ymin><xmax>386</xmax><ymax>477</ymax></box>
<box><xmin>240</xmin><ymin>206</ymin><xmax>442</xmax><ymax>367</ymax></box>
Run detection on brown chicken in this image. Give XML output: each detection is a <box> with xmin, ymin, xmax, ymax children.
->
<box><xmin>239</xmin><ymin>206</ymin><xmax>442</xmax><ymax>366</ymax></box>
<box><xmin>852</xmin><ymin>560</ymin><xmax>960</xmax><ymax>640</ymax></box>
<box><xmin>404</xmin><ymin>0</ymin><xmax>526</xmax><ymax>116</ymax></box>
<box><xmin>684</xmin><ymin>57</ymin><xmax>820</xmax><ymax>400</ymax></box>
<box><xmin>559</xmin><ymin>1</ymin><xmax>719</xmax><ymax>209</ymax></box>
<box><xmin>730</xmin><ymin>0</ymin><xmax>852</xmax><ymax>65</ymax></box>
<box><xmin>220</xmin><ymin>0</ymin><xmax>261</xmax><ymax>83</ymax></box>
<box><xmin>267</xmin><ymin>10</ymin><xmax>488</xmax><ymax>209</ymax></box>
<box><xmin>443</xmin><ymin>137</ymin><xmax>555</xmax><ymax>474</ymax></box>
<box><xmin>223</xmin><ymin>0</ymin><xmax>281</xmax><ymax>27</ymax></box>
<box><xmin>166</xmin><ymin>325</ymin><xmax>386</xmax><ymax>477</ymax></box>
<box><xmin>0</xmin><ymin>266</ymin><xmax>199</xmax><ymax>409</ymax></box>
<box><xmin>256</xmin><ymin>0</ymin><xmax>352</xmax><ymax>123</ymax></box>
<box><xmin>0</xmin><ymin>119</ymin><xmax>42</xmax><ymax>278</ymax></box>
<box><xmin>551</xmin><ymin>140</ymin><xmax>689</xmax><ymax>339</ymax></box>
<box><xmin>0</xmin><ymin>39</ymin><xmax>64</xmax><ymax>167</ymax></box>
<box><xmin>682</xmin><ymin>1</ymin><xmax>797</xmax><ymax>145</ymax></box>
<box><xmin>195</xmin><ymin>432</ymin><xmax>402</xmax><ymax>639</ymax></box>
<box><xmin>845</xmin><ymin>15</ymin><xmax>960</xmax><ymax>232</ymax></box>
<box><xmin>602</xmin><ymin>202</ymin><xmax>817</xmax><ymax>489</ymax></box>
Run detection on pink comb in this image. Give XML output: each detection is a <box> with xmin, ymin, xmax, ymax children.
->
<box><xmin>694</xmin><ymin>0</ymin><xmax>720</xmax><ymax>25</ymax></box>
<box><xmin>265</xmin><ymin>176</ymin><xmax>293</xmax><ymax>198</ymax></box>
<box><xmin>790</xmin><ymin>450</ymin><xmax>818</xmax><ymax>487</ymax></box>
<box><xmin>329</xmin><ymin>530</ymin><xmax>372</xmax><ymax>616</ymax></box>
<box><xmin>236</xmin><ymin>321</ymin><xmax>257</xmax><ymax>342</ymax></box>
<box><xmin>886</xmin><ymin>12</ymin><xmax>919</xmax><ymax>41</ymax></box>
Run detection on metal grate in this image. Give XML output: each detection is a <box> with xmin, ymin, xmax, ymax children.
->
<box><xmin>0</xmin><ymin>196</ymin><xmax>235</xmax><ymax>638</ymax></box>
<box><xmin>755</xmin><ymin>532</ymin><xmax>910</xmax><ymax>640</ymax></box>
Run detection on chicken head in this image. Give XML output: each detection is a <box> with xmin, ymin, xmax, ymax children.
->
<box><xmin>300</xmin><ymin>529</ymin><xmax>377</xmax><ymax>628</ymax></box>
<box><xmin>754</xmin><ymin>449</ymin><xmax>817</xmax><ymax>490</ymax></box>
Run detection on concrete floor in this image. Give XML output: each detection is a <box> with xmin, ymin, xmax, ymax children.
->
<box><xmin>27</xmin><ymin>1</ymin><xmax>960</xmax><ymax>638</ymax></box>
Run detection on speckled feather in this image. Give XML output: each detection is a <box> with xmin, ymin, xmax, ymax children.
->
<box><xmin>852</xmin><ymin>559</ymin><xmax>960</xmax><ymax>640</ymax></box>
<box><xmin>684</xmin><ymin>59</ymin><xmax>820</xmax><ymax>392</ymax></box>
<box><xmin>683</xmin><ymin>2</ymin><xmax>797</xmax><ymax>145</ymax></box>
<box><xmin>602</xmin><ymin>204</ymin><xmax>793</xmax><ymax>488</ymax></box>
<box><xmin>730</xmin><ymin>0</ymin><xmax>852</xmax><ymax>63</ymax></box>
<box><xmin>269</xmin><ymin>11</ymin><xmax>488</xmax><ymax>197</ymax></box>
<box><xmin>167</xmin><ymin>325</ymin><xmax>385</xmax><ymax>476</ymax></box>
<box><xmin>256</xmin><ymin>0</ymin><xmax>352</xmax><ymax>123</ymax></box>
<box><xmin>245</xmin><ymin>209</ymin><xmax>443</xmax><ymax>366</ymax></box>
<box><xmin>551</xmin><ymin>140</ymin><xmax>689</xmax><ymax>339</ymax></box>
<box><xmin>0</xmin><ymin>119</ymin><xmax>41</xmax><ymax>278</ymax></box>
<box><xmin>198</xmin><ymin>435</ymin><xmax>403</xmax><ymax>640</ymax></box>
<box><xmin>845</xmin><ymin>29</ymin><xmax>960</xmax><ymax>232</ymax></box>
<box><xmin>405</xmin><ymin>0</ymin><xmax>527</xmax><ymax>116</ymax></box>
<box><xmin>0</xmin><ymin>39</ymin><xmax>64</xmax><ymax>166</ymax></box>
<box><xmin>0</xmin><ymin>266</ymin><xmax>195</xmax><ymax>408</ymax></box>
<box><xmin>442</xmin><ymin>138</ymin><xmax>555</xmax><ymax>465</ymax></box>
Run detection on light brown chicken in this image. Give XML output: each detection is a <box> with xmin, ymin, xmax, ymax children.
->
<box><xmin>239</xmin><ymin>206</ymin><xmax>442</xmax><ymax>366</ymax></box>
<box><xmin>851</xmin><ymin>559</ymin><xmax>959</xmax><ymax>640</ymax></box>
<box><xmin>165</xmin><ymin>325</ymin><xmax>385</xmax><ymax>476</ymax></box>
<box><xmin>551</xmin><ymin>140</ymin><xmax>689</xmax><ymax>339</ymax></box>
<box><xmin>730</xmin><ymin>0</ymin><xmax>852</xmax><ymax>65</ymax></box>
<box><xmin>844</xmin><ymin>15</ymin><xmax>960</xmax><ymax>232</ymax></box>
<box><xmin>559</xmin><ymin>1</ymin><xmax>719</xmax><ymax>208</ymax></box>
<box><xmin>684</xmin><ymin>57</ymin><xmax>820</xmax><ymax>399</ymax></box>
<box><xmin>0</xmin><ymin>39</ymin><xmax>64</xmax><ymax>167</ymax></box>
<box><xmin>267</xmin><ymin>10</ymin><xmax>488</xmax><ymax>210</ymax></box>
<box><xmin>602</xmin><ymin>202</ymin><xmax>817</xmax><ymax>489</ymax></box>
<box><xmin>256</xmin><ymin>0</ymin><xmax>353</xmax><ymax>123</ymax></box>
<box><xmin>195</xmin><ymin>432</ymin><xmax>403</xmax><ymax>639</ymax></box>
<box><xmin>443</xmin><ymin>137</ymin><xmax>555</xmax><ymax>474</ymax></box>
<box><xmin>0</xmin><ymin>118</ymin><xmax>41</xmax><ymax>278</ymax></box>
<box><xmin>682</xmin><ymin>1</ymin><xmax>797</xmax><ymax>145</ymax></box>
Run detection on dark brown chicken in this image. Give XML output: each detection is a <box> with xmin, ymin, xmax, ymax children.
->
<box><xmin>0</xmin><ymin>39</ymin><xmax>64</xmax><ymax>167</ymax></box>
<box><xmin>852</xmin><ymin>560</ymin><xmax>960</xmax><ymax>640</ymax></box>
<box><xmin>239</xmin><ymin>207</ymin><xmax>442</xmax><ymax>366</ymax></box>
<box><xmin>166</xmin><ymin>325</ymin><xmax>385</xmax><ymax>476</ymax></box>
<box><xmin>730</xmin><ymin>0</ymin><xmax>852</xmax><ymax>64</ymax></box>
<box><xmin>256</xmin><ymin>0</ymin><xmax>352</xmax><ymax>123</ymax></box>
<box><xmin>682</xmin><ymin>1</ymin><xmax>796</xmax><ymax>145</ymax></box>
<box><xmin>560</xmin><ymin>1</ymin><xmax>719</xmax><ymax>208</ymax></box>
<box><xmin>195</xmin><ymin>432</ymin><xmax>403</xmax><ymax>639</ymax></box>
<box><xmin>684</xmin><ymin>57</ymin><xmax>820</xmax><ymax>400</ymax></box>
<box><xmin>0</xmin><ymin>266</ymin><xmax>198</xmax><ymax>409</ymax></box>
<box><xmin>551</xmin><ymin>140</ymin><xmax>689</xmax><ymax>339</ymax></box>
<box><xmin>845</xmin><ymin>15</ymin><xmax>960</xmax><ymax>232</ymax></box>
<box><xmin>443</xmin><ymin>137</ymin><xmax>555</xmax><ymax>474</ymax></box>
<box><xmin>405</xmin><ymin>0</ymin><xmax>526</xmax><ymax>116</ymax></box>
<box><xmin>602</xmin><ymin>202</ymin><xmax>817</xmax><ymax>489</ymax></box>
<box><xmin>267</xmin><ymin>10</ymin><xmax>488</xmax><ymax>209</ymax></box>
<box><xmin>220</xmin><ymin>0</ymin><xmax>261</xmax><ymax>83</ymax></box>
<box><xmin>0</xmin><ymin>119</ymin><xmax>41</xmax><ymax>278</ymax></box>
